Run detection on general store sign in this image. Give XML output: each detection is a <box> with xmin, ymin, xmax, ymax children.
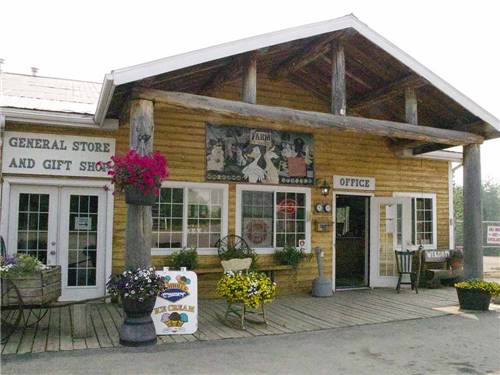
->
<box><xmin>152</xmin><ymin>269</ymin><xmax>198</xmax><ymax>335</ymax></box>
<box><xmin>2</xmin><ymin>131</ymin><xmax>115</xmax><ymax>178</ymax></box>
<box><xmin>333</xmin><ymin>175</ymin><xmax>375</xmax><ymax>191</ymax></box>
<box><xmin>487</xmin><ymin>226</ymin><xmax>500</xmax><ymax>245</ymax></box>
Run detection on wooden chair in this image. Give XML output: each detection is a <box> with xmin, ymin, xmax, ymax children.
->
<box><xmin>220</xmin><ymin>258</ymin><xmax>267</xmax><ymax>330</ymax></box>
<box><xmin>395</xmin><ymin>250</ymin><xmax>420</xmax><ymax>293</ymax></box>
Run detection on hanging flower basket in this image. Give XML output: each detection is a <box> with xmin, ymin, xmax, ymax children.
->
<box><xmin>102</xmin><ymin>149</ymin><xmax>169</xmax><ymax>206</ymax></box>
<box><xmin>124</xmin><ymin>185</ymin><xmax>157</xmax><ymax>206</ymax></box>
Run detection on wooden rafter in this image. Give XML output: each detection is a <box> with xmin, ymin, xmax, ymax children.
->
<box><xmin>269</xmin><ymin>30</ymin><xmax>351</xmax><ymax>80</ymax></box>
<box><xmin>349</xmin><ymin>74</ymin><xmax>426</xmax><ymax>111</ymax></box>
<box><xmin>199</xmin><ymin>56</ymin><xmax>244</xmax><ymax>95</ymax></box>
<box><xmin>136</xmin><ymin>89</ymin><xmax>483</xmax><ymax>146</ymax></box>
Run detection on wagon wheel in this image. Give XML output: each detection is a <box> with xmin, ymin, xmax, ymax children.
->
<box><xmin>1</xmin><ymin>278</ymin><xmax>23</xmax><ymax>343</ymax></box>
<box><xmin>216</xmin><ymin>235</ymin><xmax>250</xmax><ymax>258</ymax></box>
<box><xmin>20</xmin><ymin>305</ymin><xmax>49</xmax><ymax>328</ymax></box>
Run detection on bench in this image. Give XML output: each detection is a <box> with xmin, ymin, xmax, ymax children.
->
<box><xmin>421</xmin><ymin>250</ymin><xmax>463</xmax><ymax>288</ymax></box>
<box><xmin>193</xmin><ymin>264</ymin><xmax>294</xmax><ymax>282</ymax></box>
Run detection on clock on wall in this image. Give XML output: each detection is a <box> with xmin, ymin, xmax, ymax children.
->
<box><xmin>315</xmin><ymin>203</ymin><xmax>324</xmax><ymax>213</ymax></box>
<box><xmin>324</xmin><ymin>204</ymin><xmax>332</xmax><ymax>213</ymax></box>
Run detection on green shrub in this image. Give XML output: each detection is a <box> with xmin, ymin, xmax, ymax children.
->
<box><xmin>169</xmin><ymin>248</ymin><xmax>198</xmax><ymax>270</ymax></box>
<box><xmin>455</xmin><ymin>279</ymin><xmax>500</xmax><ymax>296</ymax></box>
<box><xmin>273</xmin><ymin>245</ymin><xmax>311</xmax><ymax>268</ymax></box>
<box><xmin>0</xmin><ymin>254</ymin><xmax>48</xmax><ymax>278</ymax></box>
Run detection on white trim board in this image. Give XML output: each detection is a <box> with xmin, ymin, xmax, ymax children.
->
<box><xmin>96</xmin><ymin>14</ymin><xmax>499</xmax><ymax>134</ymax></box>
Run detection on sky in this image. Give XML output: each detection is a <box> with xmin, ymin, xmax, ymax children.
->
<box><xmin>1</xmin><ymin>0</ymin><xmax>499</xmax><ymax>184</ymax></box>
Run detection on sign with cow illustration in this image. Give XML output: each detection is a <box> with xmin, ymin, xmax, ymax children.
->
<box><xmin>206</xmin><ymin>124</ymin><xmax>314</xmax><ymax>185</ymax></box>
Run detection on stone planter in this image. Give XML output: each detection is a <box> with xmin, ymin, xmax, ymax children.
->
<box><xmin>119</xmin><ymin>296</ymin><xmax>157</xmax><ymax>347</ymax></box>
<box><xmin>456</xmin><ymin>288</ymin><xmax>491</xmax><ymax>311</ymax></box>
<box><xmin>125</xmin><ymin>186</ymin><xmax>157</xmax><ymax>206</ymax></box>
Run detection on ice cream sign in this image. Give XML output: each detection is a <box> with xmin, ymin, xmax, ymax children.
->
<box><xmin>152</xmin><ymin>268</ymin><xmax>198</xmax><ymax>335</ymax></box>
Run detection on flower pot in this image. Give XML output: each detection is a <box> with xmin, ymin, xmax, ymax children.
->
<box><xmin>449</xmin><ymin>259</ymin><xmax>463</xmax><ymax>270</ymax></box>
<box><xmin>119</xmin><ymin>296</ymin><xmax>157</xmax><ymax>346</ymax></box>
<box><xmin>125</xmin><ymin>186</ymin><xmax>157</xmax><ymax>206</ymax></box>
<box><xmin>456</xmin><ymin>288</ymin><xmax>491</xmax><ymax>311</ymax></box>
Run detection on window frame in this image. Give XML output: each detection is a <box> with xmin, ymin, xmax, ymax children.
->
<box><xmin>151</xmin><ymin>181</ymin><xmax>229</xmax><ymax>256</ymax></box>
<box><xmin>236</xmin><ymin>184</ymin><xmax>311</xmax><ymax>254</ymax></box>
<box><xmin>393</xmin><ymin>192</ymin><xmax>437</xmax><ymax>249</ymax></box>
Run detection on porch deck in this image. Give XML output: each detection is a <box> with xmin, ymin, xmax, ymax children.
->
<box><xmin>1</xmin><ymin>287</ymin><xmax>459</xmax><ymax>355</ymax></box>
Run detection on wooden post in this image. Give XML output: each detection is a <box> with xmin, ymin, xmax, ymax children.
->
<box><xmin>331</xmin><ymin>40</ymin><xmax>346</xmax><ymax>115</ymax></box>
<box><xmin>242</xmin><ymin>52</ymin><xmax>257</xmax><ymax>104</ymax></box>
<box><xmin>463</xmin><ymin>143</ymin><xmax>483</xmax><ymax>279</ymax></box>
<box><xmin>405</xmin><ymin>87</ymin><xmax>418</xmax><ymax>125</ymax></box>
<box><xmin>125</xmin><ymin>99</ymin><xmax>155</xmax><ymax>269</ymax></box>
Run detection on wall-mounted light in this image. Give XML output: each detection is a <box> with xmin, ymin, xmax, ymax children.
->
<box><xmin>318</xmin><ymin>179</ymin><xmax>331</xmax><ymax>196</ymax></box>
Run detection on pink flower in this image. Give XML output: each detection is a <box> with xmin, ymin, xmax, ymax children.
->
<box><xmin>105</xmin><ymin>149</ymin><xmax>169</xmax><ymax>195</ymax></box>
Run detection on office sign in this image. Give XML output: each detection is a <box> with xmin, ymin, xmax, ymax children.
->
<box><xmin>152</xmin><ymin>269</ymin><xmax>198</xmax><ymax>335</ymax></box>
<box><xmin>487</xmin><ymin>226</ymin><xmax>500</xmax><ymax>245</ymax></box>
<box><xmin>333</xmin><ymin>175</ymin><xmax>375</xmax><ymax>191</ymax></box>
<box><xmin>2</xmin><ymin>131</ymin><xmax>115</xmax><ymax>177</ymax></box>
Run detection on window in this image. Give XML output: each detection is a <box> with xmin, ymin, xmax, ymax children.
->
<box><xmin>237</xmin><ymin>186</ymin><xmax>311</xmax><ymax>253</ymax></box>
<box><xmin>16</xmin><ymin>193</ymin><xmax>49</xmax><ymax>264</ymax></box>
<box><xmin>394</xmin><ymin>193</ymin><xmax>437</xmax><ymax>248</ymax></box>
<box><xmin>152</xmin><ymin>183</ymin><xmax>227</xmax><ymax>254</ymax></box>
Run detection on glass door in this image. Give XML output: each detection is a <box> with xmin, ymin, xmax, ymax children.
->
<box><xmin>370</xmin><ymin>197</ymin><xmax>411</xmax><ymax>287</ymax></box>
<box><xmin>7</xmin><ymin>186</ymin><xmax>59</xmax><ymax>265</ymax></box>
<box><xmin>59</xmin><ymin>188</ymin><xmax>107</xmax><ymax>301</ymax></box>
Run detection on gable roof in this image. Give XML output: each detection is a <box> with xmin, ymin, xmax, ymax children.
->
<box><xmin>96</xmin><ymin>14</ymin><xmax>499</xmax><ymax>139</ymax></box>
<box><xmin>1</xmin><ymin>72</ymin><xmax>100</xmax><ymax>114</ymax></box>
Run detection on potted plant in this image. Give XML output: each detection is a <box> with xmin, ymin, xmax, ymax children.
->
<box><xmin>169</xmin><ymin>248</ymin><xmax>198</xmax><ymax>270</ymax></box>
<box><xmin>0</xmin><ymin>254</ymin><xmax>61</xmax><ymax>305</ymax></box>
<box><xmin>104</xmin><ymin>149</ymin><xmax>169</xmax><ymax>205</ymax></box>
<box><xmin>454</xmin><ymin>279</ymin><xmax>500</xmax><ymax>311</ymax></box>
<box><xmin>107</xmin><ymin>267</ymin><xmax>164</xmax><ymax>346</ymax></box>
<box><xmin>216</xmin><ymin>271</ymin><xmax>276</xmax><ymax>309</ymax></box>
<box><xmin>449</xmin><ymin>250</ymin><xmax>464</xmax><ymax>270</ymax></box>
<box><xmin>273</xmin><ymin>245</ymin><xmax>312</xmax><ymax>268</ymax></box>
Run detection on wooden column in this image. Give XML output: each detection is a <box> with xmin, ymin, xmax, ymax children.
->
<box><xmin>331</xmin><ymin>40</ymin><xmax>346</xmax><ymax>115</ymax></box>
<box><xmin>405</xmin><ymin>87</ymin><xmax>418</xmax><ymax>125</ymax></box>
<box><xmin>125</xmin><ymin>99</ymin><xmax>155</xmax><ymax>269</ymax></box>
<box><xmin>242</xmin><ymin>52</ymin><xmax>257</xmax><ymax>104</ymax></box>
<box><xmin>463</xmin><ymin>143</ymin><xmax>483</xmax><ymax>279</ymax></box>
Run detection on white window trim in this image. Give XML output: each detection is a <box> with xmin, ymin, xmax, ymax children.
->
<box><xmin>235</xmin><ymin>184</ymin><xmax>312</xmax><ymax>255</ymax></box>
<box><xmin>151</xmin><ymin>181</ymin><xmax>229</xmax><ymax>256</ymax></box>
<box><xmin>393</xmin><ymin>192</ymin><xmax>438</xmax><ymax>249</ymax></box>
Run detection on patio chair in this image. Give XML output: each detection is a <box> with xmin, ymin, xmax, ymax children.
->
<box><xmin>395</xmin><ymin>250</ymin><xmax>420</xmax><ymax>293</ymax></box>
<box><xmin>220</xmin><ymin>258</ymin><xmax>267</xmax><ymax>330</ymax></box>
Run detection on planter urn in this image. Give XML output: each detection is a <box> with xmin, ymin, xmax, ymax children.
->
<box><xmin>119</xmin><ymin>296</ymin><xmax>157</xmax><ymax>346</ymax></box>
<box><xmin>125</xmin><ymin>186</ymin><xmax>157</xmax><ymax>206</ymax></box>
<box><xmin>456</xmin><ymin>288</ymin><xmax>491</xmax><ymax>311</ymax></box>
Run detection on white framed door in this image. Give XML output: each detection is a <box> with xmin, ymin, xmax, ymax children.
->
<box><xmin>7</xmin><ymin>186</ymin><xmax>59</xmax><ymax>265</ymax></box>
<box><xmin>370</xmin><ymin>197</ymin><xmax>411</xmax><ymax>287</ymax></box>
<box><xmin>5</xmin><ymin>183</ymin><xmax>108</xmax><ymax>301</ymax></box>
<box><xmin>59</xmin><ymin>187</ymin><xmax>107</xmax><ymax>301</ymax></box>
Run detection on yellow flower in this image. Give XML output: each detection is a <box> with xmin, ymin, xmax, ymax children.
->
<box><xmin>216</xmin><ymin>271</ymin><xmax>276</xmax><ymax>308</ymax></box>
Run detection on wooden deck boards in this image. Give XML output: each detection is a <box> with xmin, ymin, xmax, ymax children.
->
<box><xmin>1</xmin><ymin>287</ymin><xmax>461</xmax><ymax>355</ymax></box>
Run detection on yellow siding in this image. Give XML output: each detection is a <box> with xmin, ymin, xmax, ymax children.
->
<box><xmin>5</xmin><ymin>74</ymin><xmax>450</xmax><ymax>297</ymax></box>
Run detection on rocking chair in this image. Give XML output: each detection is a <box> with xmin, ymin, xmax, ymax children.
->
<box><xmin>220</xmin><ymin>258</ymin><xmax>267</xmax><ymax>330</ymax></box>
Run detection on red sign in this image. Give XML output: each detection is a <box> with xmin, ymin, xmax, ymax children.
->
<box><xmin>277</xmin><ymin>199</ymin><xmax>297</xmax><ymax>215</ymax></box>
<box><xmin>487</xmin><ymin>226</ymin><xmax>500</xmax><ymax>245</ymax></box>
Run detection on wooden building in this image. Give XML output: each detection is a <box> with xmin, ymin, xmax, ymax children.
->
<box><xmin>1</xmin><ymin>15</ymin><xmax>498</xmax><ymax>300</ymax></box>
